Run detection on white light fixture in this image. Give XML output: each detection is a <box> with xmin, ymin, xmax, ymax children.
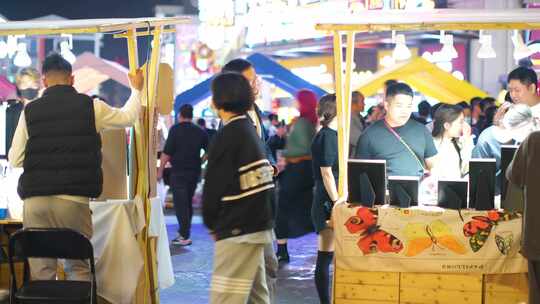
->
<box><xmin>421</xmin><ymin>51</ymin><xmax>434</xmax><ymax>62</ymax></box>
<box><xmin>392</xmin><ymin>33</ymin><xmax>411</xmax><ymax>61</ymax></box>
<box><xmin>7</xmin><ymin>35</ymin><xmax>18</xmax><ymax>58</ymax></box>
<box><xmin>452</xmin><ymin>71</ymin><xmax>464</xmax><ymax>80</ymax></box>
<box><xmin>477</xmin><ymin>31</ymin><xmax>496</xmax><ymax>59</ymax></box>
<box><xmin>0</xmin><ymin>40</ymin><xmax>7</xmax><ymax>59</ymax></box>
<box><xmin>440</xmin><ymin>32</ymin><xmax>458</xmax><ymax>60</ymax></box>
<box><xmin>13</xmin><ymin>43</ymin><xmax>31</xmax><ymax>67</ymax></box>
<box><xmin>512</xmin><ymin>30</ymin><xmax>534</xmax><ymax>61</ymax></box>
<box><xmin>60</xmin><ymin>41</ymin><xmax>76</xmax><ymax>64</ymax></box>
<box><xmin>380</xmin><ymin>55</ymin><xmax>395</xmax><ymax>68</ymax></box>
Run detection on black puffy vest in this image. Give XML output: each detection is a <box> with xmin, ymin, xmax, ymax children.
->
<box><xmin>18</xmin><ymin>85</ymin><xmax>102</xmax><ymax>199</ymax></box>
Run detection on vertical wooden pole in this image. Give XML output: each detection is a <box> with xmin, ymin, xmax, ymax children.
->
<box><xmin>126</xmin><ymin>29</ymin><xmax>139</xmax><ymax>201</ymax></box>
<box><xmin>342</xmin><ymin>30</ymin><xmax>356</xmax><ymax>193</ymax></box>
<box><xmin>333</xmin><ymin>32</ymin><xmax>347</xmax><ymax>197</ymax></box>
<box><xmin>145</xmin><ymin>26</ymin><xmax>162</xmax><ymax>304</ymax></box>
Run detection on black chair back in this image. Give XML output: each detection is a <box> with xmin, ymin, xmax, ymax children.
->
<box><xmin>8</xmin><ymin>228</ymin><xmax>97</xmax><ymax>304</ymax></box>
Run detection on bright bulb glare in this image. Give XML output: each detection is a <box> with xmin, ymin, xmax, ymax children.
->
<box><xmin>13</xmin><ymin>43</ymin><xmax>31</xmax><ymax>67</ymax></box>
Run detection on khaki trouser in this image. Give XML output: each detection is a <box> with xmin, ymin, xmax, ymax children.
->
<box><xmin>261</xmin><ymin>243</ymin><xmax>277</xmax><ymax>304</ymax></box>
<box><xmin>23</xmin><ymin>196</ymin><xmax>93</xmax><ymax>281</ymax></box>
<box><xmin>210</xmin><ymin>240</ymin><xmax>269</xmax><ymax>304</ymax></box>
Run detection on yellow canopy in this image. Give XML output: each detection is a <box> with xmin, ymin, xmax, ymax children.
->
<box><xmin>357</xmin><ymin>57</ymin><xmax>488</xmax><ymax>103</ymax></box>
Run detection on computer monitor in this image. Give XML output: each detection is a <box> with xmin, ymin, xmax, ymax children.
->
<box><xmin>438</xmin><ymin>179</ymin><xmax>468</xmax><ymax>210</ymax></box>
<box><xmin>500</xmin><ymin>145</ymin><xmax>519</xmax><ymax>201</ymax></box>
<box><xmin>388</xmin><ymin>176</ymin><xmax>419</xmax><ymax>208</ymax></box>
<box><xmin>468</xmin><ymin>159</ymin><xmax>496</xmax><ymax>210</ymax></box>
<box><xmin>348</xmin><ymin>159</ymin><xmax>386</xmax><ymax>207</ymax></box>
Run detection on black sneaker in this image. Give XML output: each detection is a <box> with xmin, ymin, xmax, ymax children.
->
<box><xmin>172</xmin><ymin>235</ymin><xmax>192</xmax><ymax>246</ymax></box>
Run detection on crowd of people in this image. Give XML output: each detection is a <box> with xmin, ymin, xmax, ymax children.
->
<box><xmin>3</xmin><ymin>50</ymin><xmax>540</xmax><ymax>304</ymax></box>
<box><xmin>156</xmin><ymin>60</ymin><xmax>540</xmax><ymax>303</ymax></box>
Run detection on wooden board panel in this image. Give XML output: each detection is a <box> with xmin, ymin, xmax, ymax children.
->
<box><xmin>98</xmin><ymin>129</ymin><xmax>128</xmax><ymax>200</ymax></box>
<box><xmin>485</xmin><ymin>273</ymin><xmax>528</xmax><ymax>293</ymax></box>
<box><xmin>335</xmin><ymin>268</ymin><xmax>399</xmax><ymax>286</ymax></box>
<box><xmin>401</xmin><ymin>273</ymin><xmax>483</xmax><ymax>291</ymax></box>
<box><xmin>335</xmin><ymin>284</ymin><xmax>399</xmax><ymax>301</ymax></box>
<box><xmin>335</xmin><ymin>299</ymin><xmax>398</xmax><ymax>304</ymax></box>
<box><xmin>400</xmin><ymin>288</ymin><xmax>482</xmax><ymax>304</ymax></box>
<box><xmin>484</xmin><ymin>291</ymin><xmax>528</xmax><ymax>304</ymax></box>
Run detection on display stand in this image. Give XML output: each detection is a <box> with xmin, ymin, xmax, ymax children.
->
<box><xmin>315</xmin><ymin>9</ymin><xmax>540</xmax><ymax>304</ymax></box>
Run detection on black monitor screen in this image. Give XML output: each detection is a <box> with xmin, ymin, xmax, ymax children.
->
<box><xmin>468</xmin><ymin>159</ymin><xmax>496</xmax><ymax>210</ymax></box>
<box><xmin>388</xmin><ymin>176</ymin><xmax>419</xmax><ymax>208</ymax></box>
<box><xmin>348</xmin><ymin>159</ymin><xmax>386</xmax><ymax>207</ymax></box>
<box><xmin>438</xmin><ymin>179</ymin><xmax>468</xmax><ymax>210</ymax></box>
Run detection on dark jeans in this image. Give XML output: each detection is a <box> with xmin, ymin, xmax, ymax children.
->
<box><xmin>171</xmin><ymin>174</ymin><xmax>198</xmax><ymax>239</ymax></box>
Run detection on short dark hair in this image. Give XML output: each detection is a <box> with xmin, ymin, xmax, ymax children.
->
<box><xmin>211</xmin><ymin>72</ymin><xmax>254</xmax><ymax>114</ymax></box>
<box><xmin>384</xmin><ymin>79</ymin><xmax>398</xmax><ymax>89</ymax></box>
<box><xmin>352</xmin><ymin>91</ymin><xmax>365</xmax><ymax>104</ymax></box>
<box><xmin>197</xmin><ymin>118</ymin><xmax>206</xmax><ymax>127</ymax></box>
<box><xmin>418</xmin><ymin>100</ymin><xmax>431</xmax><ymax>117</ymax></box>
<box><xmin>507</xmin><ymin>66</ymin><xmax>538</xmax><ymax>88</ymax></box>
<box><xmin>42</xmin><ymin>53</ymin><xmax>72</xmax><ymax>75</ymax></box>
<box><xmin>179</xmin><ymin>104</ymin><xmax>193</xmax><ymax>119</ymax></box>
<box><xmin>470</xmin><ymin>96</ymin><xmax>483</xmax><ymax>110</ymax></box>
<box><xmin>457</xmin><ymin>101</ymin><xmax>469</xmax><ymax>110</ymax></box>
<box><xmin>386</xmin><ymin>82</ymin><xmax>413</xmax><ymax>100</ymax></box>
<box><xmin>268</xmin><ymin>113</ymin><xmax>278</xmax><ymax>121</ymax></box>
<box><xmin>222</xmin><ymin>58</ymin><xmax>253</xmax><ymax>74</ymax></box>
<box><xmin>317</xmin><ymin>94</ymin><xmax>337</xmax><ymax>127</ymax></box>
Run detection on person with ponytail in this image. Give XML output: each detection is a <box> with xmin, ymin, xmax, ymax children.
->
<box><xmin>275</xmin><ymin>89</ymin><xmax>318</xmax><ymax>263</ymax></box>
<box><xmin>310</xmin><ymin>94</ymin><xmax>344</xmax><ymax>304</ymax></box>
<box><xmin>431</xmin><ymin>104</ymin><xmax>474</xmax><ymax>179</ymax></box>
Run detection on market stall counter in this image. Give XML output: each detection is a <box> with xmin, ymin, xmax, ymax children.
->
<box><xmin>332</xmin><ymin>203</ymin><xmax>528</xmax><ymax>304</ymax></box>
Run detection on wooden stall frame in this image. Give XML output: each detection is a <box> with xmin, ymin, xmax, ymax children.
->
<box><xmin>0</xmin><ymin>17</ymin><xmax>191</xmax><ymax>304</ymax></box>
<box><xmin>315</xmin><ymin>8</ymin><xmax>540</xmax><ymax>303</ymax></box>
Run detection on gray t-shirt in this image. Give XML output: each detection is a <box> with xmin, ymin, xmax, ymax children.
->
<box><xmin>355</xmin><ymin>119</ymin><xmax>437</xmax><ymax>177</ymax></box>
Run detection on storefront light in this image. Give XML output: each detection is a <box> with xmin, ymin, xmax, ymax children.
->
<box><xmin>60</xmin><ymin>41</ymin><xmax>76</xmax><ymax>64</ymax></box>
<box><xmin>7</xmin><ymin>35</ymin><xmax>19</xmax><ymax>58</ymax></box>
<box><xmin>13</xmin><ymin>43</ymin><xmax>31</xmax><ymax>68</ymax></box>
<box><xmin>0</xmin><ymin>40</ymin><xmax>7</xmax><ymax>59</ymax></box>
<box><xmin>392</xmin><ymin>34</ymin><xmax>411</xmax><ymax>61</ymax></box>
<box><xmin>477</xmin><ymin>31</ymin><xmax>496</xmax><ymax>59</ymax></box>
<box><xmin>440</xmin><ymin>32</ymin><xmax>458</xmax><ymax>60</ymax></box>
<box><xmin>512</xmin><ymin>30</ymin><xmax>534</xmax><ymax>61</ymax></box>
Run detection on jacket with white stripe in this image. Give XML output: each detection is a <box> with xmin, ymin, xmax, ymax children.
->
<box><xmin>202</xmin><ymin>115</ymin><xmax>275</xmax><ymax>241</ymax></box>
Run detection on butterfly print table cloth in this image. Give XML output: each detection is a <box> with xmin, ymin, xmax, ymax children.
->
<box><xmin>333</xmin><ymin>204</ymin><xmax>527</xmax><ymax>274</ymax></box>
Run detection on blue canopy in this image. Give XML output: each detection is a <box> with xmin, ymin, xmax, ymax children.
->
<box><xmin>174</xmin><ymin>53</ymin><xmax>328</xmax><ymax>112</ymax></box>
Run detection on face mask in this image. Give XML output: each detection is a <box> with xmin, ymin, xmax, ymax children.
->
<box><xmin>464</xmin><ymin>117</ymin><xmax>472</xmax><ymax>125</ymax></box>
<box><xmin>19</xmin><ymin>88</ymin><xmax>39</xmax><ymax>101</ymax></box>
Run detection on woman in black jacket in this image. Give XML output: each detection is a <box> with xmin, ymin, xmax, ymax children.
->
<box><xmin>203</xmin><ymin>72</ymin><xmax>275</xmax><ymax>304</ymax></box>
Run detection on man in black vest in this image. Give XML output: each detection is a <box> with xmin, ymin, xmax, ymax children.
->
<box><xmin>8</xmin><ymin>53</ymin><xmax>143</xmax><ymax>281</ymax></box>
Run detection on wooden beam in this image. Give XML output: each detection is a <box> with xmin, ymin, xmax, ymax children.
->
<box><xmin>316</xmin><ymin>22</ymin><xmax>540</xmax><ymax>32</ymax></box>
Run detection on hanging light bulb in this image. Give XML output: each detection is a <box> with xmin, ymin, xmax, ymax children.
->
<box><xmin>60</xmin><ymin>41</ymin><xmax>76</xmax><ymax>64</ymax></box>
<box><xmin>440</xmin><ymin>34</ymin><xmax>458</xmax><ymax>60</ymax></box>
<box><xmin>0</xmin><ymin>39</ymin><xmax>8</xmax><ymax>59</ymax></box>
<box><xmin>512</xmin><ymin>30</ymin><xmax>534</xmax><ymax>61</ymax></box>
<box><xmin>392</xmin><ymin>34</ymin><xmax>411</xmax><ymax>61</ymax></box>
<box><xmin>477</xmin><ymin>31</ymin><xmax>496</xmax><ymax>59</ymax></box>
<box><xmin>13</xmin><ymin>43</ymin><xmax>31</xmax><ymax>67</ymax></box>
